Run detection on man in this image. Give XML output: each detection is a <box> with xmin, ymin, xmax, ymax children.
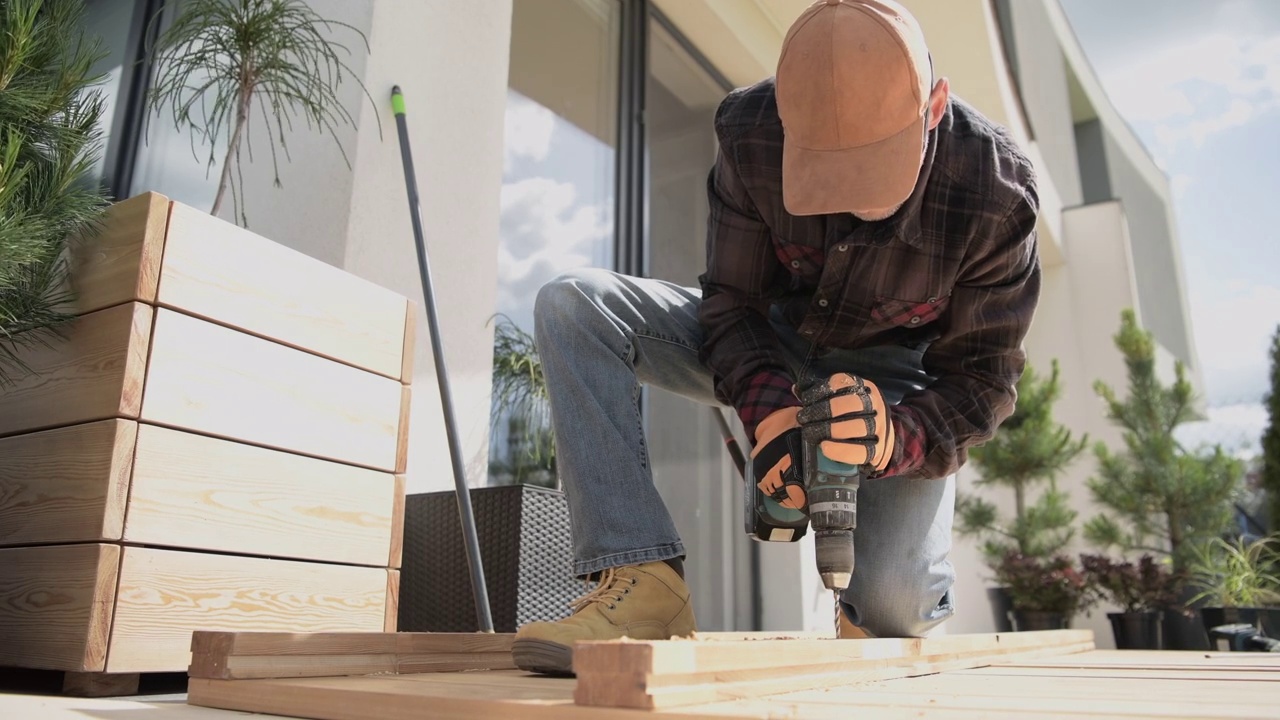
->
<box><xmin>512</xmin><ymin>0</ymin><xmax>1040</xmax><ymax>675</ymax></box>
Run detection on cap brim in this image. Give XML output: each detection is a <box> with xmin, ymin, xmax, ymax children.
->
<box><xmin>782</xmin><ymin>114</ymin><xmax>925</xmax><ymax>217</ymax></box>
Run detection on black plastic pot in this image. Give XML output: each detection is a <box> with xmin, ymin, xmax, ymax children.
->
<box><xmin>1108</xmin><ymin>611</ymin><xmax>1163</xmax><ymax>649</ymax></box>
<box><xmin>988</xmin><ymin>587</ymin><xmax>1014</xmax><ymax>632</ymax></box>
<box><xmin>1010</xmin><ymin>610</ymin><xmax>1069</xmax><ymax>631</ymax></box>
<box><xmin>1200</xmin><ymin>607</ymin><xmax>1263</xmax><ymax>635</ymax></box>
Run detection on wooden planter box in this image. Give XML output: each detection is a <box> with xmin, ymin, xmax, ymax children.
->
<box><xmin>0</xmin><ymin>193</ymin><xmax>412</xmax><ymax>682</ymax></box>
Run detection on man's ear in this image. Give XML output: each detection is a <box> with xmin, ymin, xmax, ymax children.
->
<box><xmin>927</xmin><ymin>78</ymin><xmax>950</xmax><ymax>130</ymax></box>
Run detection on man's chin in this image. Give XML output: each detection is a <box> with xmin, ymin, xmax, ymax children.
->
<box><xmin>851</xmin><ymin>203</ymin><xmax>904</xmax><ymax>222</ymax></box>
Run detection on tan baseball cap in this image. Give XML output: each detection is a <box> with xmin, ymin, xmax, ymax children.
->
<box><xmin>776</xmin><ymin>0</ymin><xmax>933</xmax><ymax>217</ymax></box>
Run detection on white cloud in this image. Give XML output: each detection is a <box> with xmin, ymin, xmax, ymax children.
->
<box><xmin>503</xmin><ymin>93</ymin><xmax>556</xmax><ymax>166</ymax></box>
<box><xmin>494</xmin><ymin>177</ymin><xmax>612</xmax><ymax>328</ymax></box>
<box><xmin>1192</xmin><ymin>282</ymin><xmax>1280</xmax><ymax>375</ymax></box>
<box><xmin>1175</xmin><ymin>401</ymin><xmax>1268</xmax><ymax>458</ymax></box>
<box><xmin>1101</xmin><ymin>32</ymin><xmax>1280</xmax><ymax>152</ymax></box>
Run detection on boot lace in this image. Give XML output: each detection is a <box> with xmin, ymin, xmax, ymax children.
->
<box><xmin>569</xmin><ymin>568</ymin><xmax>638</xmax><ymax>613</ymax></box>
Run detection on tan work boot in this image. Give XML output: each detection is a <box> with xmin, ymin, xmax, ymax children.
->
<box><xmin>512</xmin><ymin>560</ymin><xmax>696</xmax><ymax>675</ymax></box>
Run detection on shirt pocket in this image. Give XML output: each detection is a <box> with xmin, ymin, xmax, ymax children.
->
<box><xmin>870</xmin><ymin>292</ymin><xmax>951</xmax><ymax>329</ymax></box>
<box><xmin>773</xmin><ymin>239</ymin><xmax>824</xmax><ymax>284</ymax></box>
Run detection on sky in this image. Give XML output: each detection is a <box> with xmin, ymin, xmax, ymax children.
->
<box><xmin>1060</xmin><ymin>0</ymin><xmax>1280</xmax><ymax>457</ymax></box>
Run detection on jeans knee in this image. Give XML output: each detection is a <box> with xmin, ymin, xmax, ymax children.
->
<box><xmin>534</xmin><ymin>269</ymin><xmax>613</xmax><ymax>334</ymax></box>
<box><xmin>841</xmin><ymin>570</ymin><xmax>956</xmax><ymax>638</ymax></box>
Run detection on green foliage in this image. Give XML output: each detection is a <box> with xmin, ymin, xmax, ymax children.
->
<box><xmin>957</xmin><ymin>359</ymin><xmax>1087</xmax><ymax>568</ymax></box>
<box><xmin>1263</xmin><ymin>325</ymin><xmax>1280</xmax><ymax>535</ymax></box>
<box><xmin>1084</xmin><ymin>310</ymin><xmax>1242</xmax><ymax>572</ymax></box>
<box><xmin>0</xmin><ymin>0</ymin><xmax>111</xmax><ymax>384</ymax></box>
<box><xmin>146</xmin><ymin>0</ymin><xmax>377</xmax><ymax>226</ymax></box>
<box><xmin>488</xmin><ymin>315</ymin><xmax>555</xmax><ymax>487</ymax></box>
<box><xmin>1186</xmin><ymin>534</ymin><xmax>1280</xmax><ymax>608</ymax></box>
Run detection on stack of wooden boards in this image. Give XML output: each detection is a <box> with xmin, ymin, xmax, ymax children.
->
<box><xmin>183</xmin><ymin>628</ymin><xmax>1280</xmax><ymax>719</ymax></box>
<box><xmin>0</xmin><ymin>193</ymin><xmax>412</xmax><ymax>693</ymax></box>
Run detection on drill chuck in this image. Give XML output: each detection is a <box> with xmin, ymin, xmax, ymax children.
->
<box><xmin>808</xmin><ymin>483</ymin><xmax>858</xmax><ymax>591</ymax></box>
<box><xmin>815</xmin><ymin>529</ymin><xmax>855</xmax><ymax>590</ymax></box>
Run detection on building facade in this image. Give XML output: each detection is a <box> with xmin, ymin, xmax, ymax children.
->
<box><xmin>84</xmin><ymin>0</ymin><xmax>1197</xmax><ymax>644</ymax></box>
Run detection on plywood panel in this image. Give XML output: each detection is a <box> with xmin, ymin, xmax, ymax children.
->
<box><xmin>0</xmin><ymin>419</ymin><xmax>136</xmax><ymax>546</ymax></box>
<box><xmin>0</xmin><ymin>302</ymin><xmax>152</xmax><ymax>437</ymax></box>
<box><xmin>385</xmin><ymin>571</ymin><xmax>400</xmax><ymax>633</ymax></box>
<box><xmin>157</xmin><ymin>203</ymin><xmax>409</xmax><ymax>379</ymax></box>
<box><xmin>106</xmin><ymin>547</ymin><xmax>388</xmax><ymax>673</ymax></box>
<box><xmin>69</xmin><ymin>192</ymin><xmax>169</xmax><ymax>313</ymax></box>
<box><xmin>124</xmin><ymin>424</ymin><xmax>397</xmax><ymax>566</ymax></box>
<box><xmin>141</xmin><ymin>309</ymin><xmax>403</xmax><ymax>471</ymax></box>
<box><xmin>0</xmin><ymin>544</ymin><xmax>120</xmax><ymax>672</ymax></box>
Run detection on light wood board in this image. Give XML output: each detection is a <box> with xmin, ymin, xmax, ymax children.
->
<box><xmin>388</xmin><ymin>475</ymin><xmax>406</xmax><ymax>569</ymax></box>
<box><xmin>157</xmin><ymin>202</ymin><xmax>409</xmax><ymax>380</ymax></box>
<box><xmin>384</xmin><ymin>571</ymin><xmax>401</xmax><ymax>633</ymax></box>
<box><xmin>140</xmin><ymin>308</ymin><xmax>403</xmax><ymax>472</ymax></box>
<box><xmin>105</xmin><ymin>547</ymin><xmax>390</xmax><ymax>673</ymax></box>
<box><xmin>124</xmin><ymin>423</ymin><xmax>398</xmax><ymax>566</ymax></box>
<box><xmin>68</xmin><ymin>191</ymin><xmax>169</xmax><ymax>313</ymax></box>
<box><xmin>0</xmin><ymin>544</ymin><xmax>120</xmax><ymax>672</ymax></box>
<box><xmin>188</xmin><ymin>630</ymin><xmax>515</xmax><ymax>680</ymax></box>
<box><xmin>0</xmin><ymin>302</ymin><xmax>152</xmax><ymax>437</ymax></box>
<box><xmin>187</xmin><ymin>654</ymin><xmax>1280</xmax><ymax>720</ymax></box>
<box><xmin>0</xmin><ymin>419</ymin><xmax>136</xmax><ymax>546</ymax></box>
<box><xmin>573</xmin><ymin>629</ymin><xmax>1095</xmax><ymax>709</ymax></box>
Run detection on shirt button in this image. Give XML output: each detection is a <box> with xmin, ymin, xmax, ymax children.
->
<box><xmin>910</xmin><ymin>316</ymin><xmax>921</xmax><ymax>325</ymax></box>
<box><xmin>804</xmin><ymin>329</ymin><xmax>815</xmax><ymax>335</ymax></box>
<box><xmin>790</xmin><ymin>260</ymin><xmax>801</xmax><ymax>268</ymax></box>
<box><xmin>818</xmin><ymin>299</ymin><xmax>829</xmax><ymax>307</ymax></box>
<box><xmin>928</xmin><ymin>296</ymin><xmax>938</xmax><ymax>303</ymax></box>
<box><xmin>837</xmin><ymin>244</ymin><xmax>849</xmax><ymax>252</ymax></box>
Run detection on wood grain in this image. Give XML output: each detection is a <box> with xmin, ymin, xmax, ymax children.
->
<box><xmin>124</xmin><ymin>423</ymin><xmax>397</xmax><ymax>566</ymax></box>
<box><xmin>106</xmin><ymin>547</ymin><xmax>388</xmax><ymax>673</ymax></box>
<box><xmin>62</xmin><ymin>671</ymin><xmax>140</xmax><ymax>697</ymax></box>
<box><xmin>0</xmin><ymin>419</ymin><xmax>136</xmax><ymax>546</ymax></box>
<box><xmin>0</xmin><ymin>302</ymin><xmax>153</xmax><ymax>437</ymax></box>
<box><xmin>69</xmin><ymin>192</ymin><xmax>169</xmax><ymax>313</ymax></box>
<box><xmin>140</xmin><ymin>309</ymin><xmax>403</xmax><ymax>472</ymax></box>
<box><xmin>157</xmin><ymin>202</ymin><xmax>409</xmax><ymax>380</ymax></box>
<box><xmin>573</xmin><ymin>630</ymin><xmax>1095</xmax><ymax>709</ymax></box>
<box><xmin>0</xmin><ymin>544</ymin><xmax>120</xmax><ymax>672</ymax></box>
<box><xmin>400</xmin><ymin>299</ymin><xmax>416</xmax><ymax>383</ymax></box>
<box><xmin>396</xmin><ymin>385</ymin><xmax>411</xmax><ymax>474</ymax></box>
<box><xmin>384</xmin><ymin>570</ymin><xmax>400</xmax><ymax>633</ymax></box>
<box><xmin>388</xmin><ymin>475</ymin><xmax>405</xmax><ymax>569</ymax></box>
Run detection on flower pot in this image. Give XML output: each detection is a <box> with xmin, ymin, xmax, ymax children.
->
<box><xmin>1200</xmin><ymin>607</ymin><xmax>1262</xmax><ymax>635</ymax></box>
<box><xmin>1108</xmin><ymin>611</ymin><xmax>1163</xmax><ymax>649</ymax></box>
<box><xmin>988</xmin><ymin>587</ymin><xmax>1014</xmax><ymax>632</ymax></box>
<box><xmin>1009</xmin><ymin>609</ymin><xmax>1069</xmax><ymax>631</ymax></box>
<box><xmin>399</xmin><ymin>484</ymin><xmax>581</xmax><ymax>633</ymax></box>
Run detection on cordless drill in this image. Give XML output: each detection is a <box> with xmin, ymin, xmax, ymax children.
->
<box><xmin>742</xmin><ymin>413</ymin><xmax>861</xmax><ymax>592</ymax></box>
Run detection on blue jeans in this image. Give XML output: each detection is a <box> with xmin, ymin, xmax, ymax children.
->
<box><xmin>533</xmin><ymin>268</ymin><xmax>956</xmax><ymax>637</ymax></box>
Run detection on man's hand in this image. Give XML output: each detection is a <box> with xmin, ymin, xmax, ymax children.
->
<box><xmin>749</xmin><ymin>406</ymin><xmax>806</xmax><ymax>510</ymax></box>
<box><xmin>796</xmin><ymin>373</ymin><xmax>896</xmax><ymax>473</ymax></box>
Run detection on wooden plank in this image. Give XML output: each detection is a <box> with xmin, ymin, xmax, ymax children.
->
<box><xmin>995</xmin><ymin>649</ymin><xmax>1280</xmax><ymax>669</ymax></box>
<box><xmin>62</xmin><ymin>672</ymin><xmax>140</xmax><ymax>698</ymax></box>
<box><xmin>0</xmin><ymin>302</ymin><xmax>152</xmax><ymax>437</ymax></box>
<box><xmin>157</xmin><ymin>202</ymin><xmax>409</xmax><ymax>380</ymax></box>
<box><xmin>140</xmin><ymin>309</ymin><xmax>403</xmax><ymax>472</ymax></box>
<box><xmin>573</xmin><ymin>630</ymin><xmax>1095</xmax><ymax>709</ymax></box>
<box><xmin>388</xmin><ymin>475</ymin><xmax>406</xmax><ymax>569</ymax></box>
<box><xmin>395</xmin><ymin>385</ymin><xmax>412</xmax><ymax>474</ymax></box>
<box><xmin>841</xmin><ymin>673</ymin><xmax>1280</xmax><ymax>704</ymax></box>
<box><xmin>69</xmin><ymin>191</ymin><xmax>169</xmax><ymax>313</ymax></box>
<box><xmin>106</xmin><ymin>547</ymin><xmax>388</xmax><ymax>673</ymax></box>
<box><xmin>0</xmin><ymin>544</ymin><xmax>120</xmax><ymax>672</ymax></box>
<box><xmin>188</xmin><ymin>630</ymin><xmax>515</xmax><ymax>679</ymax></box>
<box><xmin>957</xmin><ymin>665</ymin><xmax>1280</xmax><ymax>681</ymax></box>
<box><xmin>400</xmin><ymin>299</ymin><xmax>416</xmax><ymax>383</ymax></box>
<box><xmin>384</xmin><ymin>570</ymin><xmax>400</xmax><ymax>633</ymax></box>
<box><xmin>124</xmin><ymin>423</ymin><xmax>397</xmax><ymax>566</ymax></box>
<box><xmin>0</xmin><ymin>419</ymin><xmax>136</xmax><ymax>546</ymax></box>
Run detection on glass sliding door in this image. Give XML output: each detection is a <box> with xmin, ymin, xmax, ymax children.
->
<box><xmin>490</xmin><ymin>0</ymin><xmax>621</xmax><ymax>487</ymax></box>
<box><xmin>643</xmin><ymin>12</ymin><xmax>745</xmax><ymax>631</ymax></box>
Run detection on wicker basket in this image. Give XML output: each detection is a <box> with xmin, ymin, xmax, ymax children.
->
<box><xmin>398</xmin><ymin>484</ymin><xmax>581</xmax><ymax>633</ymax></box>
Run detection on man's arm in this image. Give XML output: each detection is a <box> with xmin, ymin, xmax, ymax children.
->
<box><xmin>697</xmin><ymin>132</ymin><xmax>798</xmax><ymax>440</ymax></box>
<box><xmin>879</xmin><ymin>190</ymin><xmax>1042</xmax><ymax>480</ymax></box>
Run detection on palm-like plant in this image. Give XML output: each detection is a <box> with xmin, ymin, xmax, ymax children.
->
<box><xmin>145</xmin><ymin>0</ymin><xmax>377</xmax><ymax>226</ymax></box>
<box><xmin>489</xmin><ymin>315</ymin><xmax>555</xmax><ymax>486</ymax></box>
<box><xmin>1187</xmin><ymin>534</ymin><xmax>1280</xmax><ymax>609</ymax></box>
<box><xmin>0</xmin><ymin>0</ymin><xmax>111</xmax><ymax>385</ymax></box>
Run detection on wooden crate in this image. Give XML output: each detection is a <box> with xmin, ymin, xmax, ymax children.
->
<box><xmin>0</xmin><ymin>192</ymin><xmax>414</xmax><ymax>682</ymax></box>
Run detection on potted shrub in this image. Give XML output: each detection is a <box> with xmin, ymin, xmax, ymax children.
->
<box><xmin>1188</xmin><ymin>534</ymin><xmax>1280</xmax><ymax>639</ymax></box>
<box><xmin>1084</xmin><ymin>310</ymin><xmax>1244</xmax><ymax>649</ymax></box>
<box><xmin>993</xmin><ymin>552</ymin><xmax>1095</xmax><ymax>631</ymax></box>
<box><xmin>1080</xmin><ymin>553</ymin><xmax>1185</xmax><ymax>649</ymax></box>
<box><xmin>956</xmin><ymin>359</ymin><xmax>1087</xmax><ymax>631</ymax></box>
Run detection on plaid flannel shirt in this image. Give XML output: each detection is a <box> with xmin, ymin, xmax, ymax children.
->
<box><xmin>697</xmin><ymin>79</ymin><xmax>1041</xmax><ymax>481</ymax></box>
